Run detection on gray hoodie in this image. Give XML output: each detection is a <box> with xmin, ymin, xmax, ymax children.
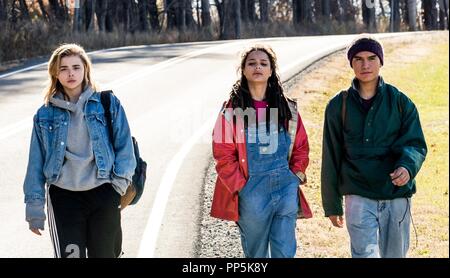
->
<box><xmin>49</xmin><ymin>87</ymin><xmax>129</xmax><ymax>194</ymax></box>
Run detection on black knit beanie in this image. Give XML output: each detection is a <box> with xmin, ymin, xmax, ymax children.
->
<box><xmin>347</xmin><ymin>37</ymin><xmax>384</xmax><ymax>67</ymax></box>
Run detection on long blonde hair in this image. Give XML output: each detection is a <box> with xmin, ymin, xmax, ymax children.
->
<box><xmin>44</xmin><ymin>43</ymin><xmax>97</xmax><ymax>104</ymax></box>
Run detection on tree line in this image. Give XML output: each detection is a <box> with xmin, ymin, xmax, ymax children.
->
<box><xmin>0</xmin><ymin>1</ymin><xmax>448</xmax><ymax>63</ymax></box>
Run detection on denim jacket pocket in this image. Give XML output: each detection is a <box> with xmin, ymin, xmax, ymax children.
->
<box><xmin>89</xmin><ymin>112</ymin><xmax>115</xmax><ymax>171</ymax></box>
<box><xmin>93</xmin><ymin>113</ymin><xmax>107</xmax><ymax>126</ymax></box>
<box><xmin>38</xmin><ymin>119</ymin><xmax>62</xmax><ymax>150</ymax></box>
<box><xmin>86</xmin><ymin>113</ymin><xmax>108</xmax><ymax>139</ymax></box>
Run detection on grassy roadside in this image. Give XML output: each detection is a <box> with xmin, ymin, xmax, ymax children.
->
<box><xmin>287</xmin><ymin>32</ymin><xmax>449</xmax><ymax>258</ymax></box>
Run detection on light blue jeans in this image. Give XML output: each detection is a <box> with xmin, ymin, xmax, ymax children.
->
<box><xmin>345</xmin><ymin>194</ymin><xmax>411</xmax><ymax>258</ymax></box>
<box><xmin>237</xmin><ymin>124</ymin><xmax>299</xmax><ymax>258</ymax></box>
<box><xmin>238</xmin><ymin>168</ymin><xmax>299</xmax><ymax>258</ymax></box>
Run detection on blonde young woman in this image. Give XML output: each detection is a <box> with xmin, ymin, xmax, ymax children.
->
<box><xmin>23</xmin><ymin>44</ymin><xmax>136</xmax><ymax>258</ymax></box>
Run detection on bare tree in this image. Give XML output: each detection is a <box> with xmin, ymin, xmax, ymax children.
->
<box><xmin>130</xmin><ymin>0</ymin><xmax>142</xmax><ymax>33</ymax></box>
<box><xmin>389</xmin><ymin>0</ymin><xmax>401</xmax><ymax>31</ymax></box>
<box><xmin>270</xmin><ymin>0</ymin><xmax>292</xmax><ymax>22</ymax></box>
<box><xmin>247</xmin><ymin>0</ymin><xmax>256</xmax><ymax>23</ymax></box>
<box><xmin>138</xmin><ymin>0</ymin><xmax>149</xmax><ymax>31</ymax></box>
<box><xmin>330</xmin><ymin>0</ymin><xmax>342</xmax><ymax>22</ymax></box>
<box><xmin>184</xmin><ymin>0</ymin><xmax>196</xmax><ymax>29</ymax></box>
<box><xmin>439</xmin><ymin>0</ymin><xmax>449</xmax><ymax>29</ymax></box>
<box><xmin>362</xmin><ymin>0</ymin><xmax>377</xmax><ymax>32</ymax></box>
<box><xmin>214</xmin><ymin>0</ymin><xmax>224</xmax><ymax>33</ymax></box>
<box><xmin>118</xmin><ymin>0</ymin><xmax>131</xmax><ymax>32</ymax></box>
<box><xmin>0</xmin><ymin>0</ymin><xmax>8</xmax><ymax>21</ymax></box>
<box><xmin>379</xmin><ymin>0</ymin><xmax>386</xmax><ymax>17</ymax></box>
<box><xmin>105</xmin><ymin>0</ymin><xmax>115</xmax><ymax>32</ymax></box>
<box><xmin>179</xmin><ymin>0</ymin><xmax>186</xmax><ymax>30</ymax></box>
<box><xmin>201</xmin><ymin>0</ymin><xmax>212</xmax><ymax>27</ymax></box>
<box><xmin>166</xmin><ymin>0</ymin><xmax>177</xmax><ymax>29</ymax></box>
<box><xmin>321</xmin><ymin>0</ymin><xmax>331</xmax><ymax>19</ymax></box>
<box><xmin>340</xmin><ymin>0</ymin><xmax>356</xmax><ymax>23</ymax></box>
<box><xmin>221</xmin><ymin>0</ymin><xmax>240</xmax><ymax>39</ymax></box>
<box><xmin>196</xmin><ymin>0</ymin><xmax>200</xmax><ymax>27</ymax></box>
<box><xmin>18</xmin><ymin>0</ymin><xmax>30</xmax><ymax>21</ymax></box>
<box><xmin>148</xmin><ymin>0</ymin><xmax>160</xmax><ymax>31</ymax></box>
<box><xmin>406</xmin><ymin>0</ymin><xmax>417</xmax><ymax>31</ymax></box>
<box><xmin>293</xmin><ymin>0</ymin><xmax>300</xmax><ymax>26</ymax></box>
<box><xmin>95</xmin><ymin>0</ymin><xmax>108</xmax><ymax>31</ymax></box>
<box><xmin>84</xmin><ymin>0</ymin><xmax>96</xmax><ymax>31</ymax></box>
<box><xmin>234</xmin><ymin>0</ymin><xmax>241</xmax><ymax>37</ymax></box>
<box><xmin>73</xmin><ymin>0</ymin><xmax>81</xmax><ymax>32</ymax></box>
<box><xmin>293</xmin><ymin>0</ymin><xmax>312</xmax><ymax>27</ymax></box>
<box><xmin>240</xmin><ymin>0</ymin><xmax>256</xmax><ymax>23</ymax></box>
<box><xmin>259</xmin><ymin>0</ymin><xmax>269</xmax><ymax>23</ymax></box>
<box><xmin>9</xmin><ymin>0</ymin><xmax>31</xmax><ymax>23</ymax></box>
<box><xmin>37</xmin><ymin>0</ymin><xmax>50</xmax><ymax>22</ymax></box>
<box><xmin>165</xmin><ymin>0</ymin><xmax>196</xmax><ymax>31</ymax></box>
<box><xmin>422</xmin><ymin>0</ymin><xmax>438</xmax><ymax>30</ymax></box>
<box><xmin>240</xmin><ymin>0</ymin><xmax>248</xmax><ymax>23</ymax></box>
<box><xmin>48</xmin><ymin>0</ymin><xmax>67</xmax><ymax>23</ymax></box>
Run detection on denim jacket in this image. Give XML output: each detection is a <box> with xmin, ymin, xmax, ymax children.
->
<box><xmin>23</xmin><ymin>90</ymin><xmax>136</xmax><ymax>228</ymax></box>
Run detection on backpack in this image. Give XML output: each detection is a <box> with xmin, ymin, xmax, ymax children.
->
<box><xmin>100</xmin><ymin>91</ymin><xmax>147</xmax><ymax>209</ymax></box>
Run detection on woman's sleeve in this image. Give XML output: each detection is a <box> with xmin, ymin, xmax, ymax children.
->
<box><xmin>212</xmin><ymin>111</ymin><xmax>246</xmax><ymax>194</ymax></box>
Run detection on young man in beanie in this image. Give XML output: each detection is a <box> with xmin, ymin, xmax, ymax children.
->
<box><xmin>321</xmin><ymin>34</ymin><xmax>427</xmax><ymax>258</ymax></box>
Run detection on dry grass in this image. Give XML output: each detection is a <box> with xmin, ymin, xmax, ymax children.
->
<box><xmin>287</xmin><ymin>32</ymin><xmax>449</xmax><ymax>258</ymax></box>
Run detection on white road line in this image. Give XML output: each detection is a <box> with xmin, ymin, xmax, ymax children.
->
<box><xmin>137</xmin><ymin>116</ymin><xmax>216</xmax><ymax>258</ymax></box>
<box><xmin>0</xmin><ymin>64</ymin><xmax>46</xmax><ymax>79</ymax></box>
<box><xmin>0</xmin><ymin>117</ymin><xmax>33</xmax><ymax>141</ymax></box>
<box><xmin>0</xmin><ymin>43</ymin><xmax>175</xmax><ymax>80</ymax></box>
<box><xmin>109</xmin><ymin>39</ymin><xmax>255</xmax><ymax>89</ymax></box>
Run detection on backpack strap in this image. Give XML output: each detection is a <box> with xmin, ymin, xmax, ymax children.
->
<box><xmin>340</xmin><ymin>90</ymin><xmax>348</xmax><ymax>129</ymax></box>
<box><xmin>100</xmin><ymin>90</ymin><xmax>114</xmax><ymax>143</ymax></box>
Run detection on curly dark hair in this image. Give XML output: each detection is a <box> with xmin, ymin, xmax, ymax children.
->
<box><xmin>229</xmin><ymin>44</ymin><xmax>292</xmax><ymax>131</ymax></box>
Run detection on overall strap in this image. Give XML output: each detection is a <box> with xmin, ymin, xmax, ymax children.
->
<box><xmin>287</xmin><ymin>100</ymin><xmax>298</xmax><ymax>162</ymax></box>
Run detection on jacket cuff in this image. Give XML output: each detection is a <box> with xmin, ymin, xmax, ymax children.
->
<box><xmin>111</xmin><ymin>175</ymin><xmax>130</xmax><ymax>196</ymax></box>
<box><xmin>295</xmin><ymin>171</ymin><xmax>307</xmax><ymax>184</ymax></box>
<box><xmin>395</xmin><ymin>164</ymin><xmax>414</xmax><ymax>179</ymax></box>
<box><xmin>324</xmin><ymin>208</ymin><xmax>343</xmax><ymax>217</ymax></box>
<box><xmin>28</xmin><ymin>219</ymin><xmax>45</xmax><ymax>230</ymax></box>
<box><xmin>25</xmin><ymin>202</ymin><xmax>46</xmax><ymax>228</ymax></box>
<box><xmin>24</xmin><ymin>194</ymin><xmax>45</xmax><ymax>205</ymax></box>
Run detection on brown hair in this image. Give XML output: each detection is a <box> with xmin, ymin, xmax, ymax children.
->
<box><xmin>44</xmin><ymin>43</ymin><xmax>97</xmax><ymax>104</ymax></box>
<box><xmin>229</xmin><ymin>44</ymin><xmax>291</xmax><ymax>130</ymax></box>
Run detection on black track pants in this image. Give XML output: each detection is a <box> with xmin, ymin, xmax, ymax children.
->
<box><xmin>47</xmin><ymin>183</ymin><xmax>122</xmax><ymax>258</ymax></box>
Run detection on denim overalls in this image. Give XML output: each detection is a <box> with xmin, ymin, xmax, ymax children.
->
<box><xmin>237</xmin><ymin>121</ymin><xmax>300</xmax><ymax>258</ymax></box>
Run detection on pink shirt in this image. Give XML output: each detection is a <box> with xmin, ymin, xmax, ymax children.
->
<box><xmin>253</xmin><ymin>99</ymin><xmax>268</xmax><ymax>121</ymax></box>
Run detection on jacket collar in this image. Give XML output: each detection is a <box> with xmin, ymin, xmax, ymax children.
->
<box><xmin>351</xmin><ymin>76</ymin><xmax>385</xmax><ymax>93</ymax></box>
<box><xmin>350</xmin><ymin>76</ymin><xmax>385</xmax><ymax>101</ymax></box>
<box><xmin>49</xmin><ymin>86</ymin><xmax>98</xmax><ymax>111</ymax></box>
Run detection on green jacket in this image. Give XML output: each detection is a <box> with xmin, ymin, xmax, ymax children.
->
<box><xmin>321</xmin><ymin>77</ymin><xmax>427</xmax><ymax>216</ymax></box>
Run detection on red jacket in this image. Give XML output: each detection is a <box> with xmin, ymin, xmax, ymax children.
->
<box><xmin>210</xmin><ymin>99</ymin><xmax>311</xmax><ymax>221</ymax></box>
